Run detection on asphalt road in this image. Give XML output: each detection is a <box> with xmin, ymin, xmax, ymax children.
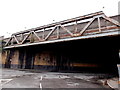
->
<box><xmin>1</xmin><ymin>69</ymin><xmax>113</xmax><ymax>89</ymax></box>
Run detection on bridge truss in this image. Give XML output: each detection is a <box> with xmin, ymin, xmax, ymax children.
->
<box><xmin>4</xmin><ymin>11</ymin><xmax>120</xmax><ymax>49</ymax></box>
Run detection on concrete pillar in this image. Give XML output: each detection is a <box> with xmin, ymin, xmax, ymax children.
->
<box><xmin>18</xmin><ymin>49</ymin><xmax>27</xmax><ymax>69</ymax></box>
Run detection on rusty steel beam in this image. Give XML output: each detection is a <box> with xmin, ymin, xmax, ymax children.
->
<box><xmin>3</xmin><ymin>11</ymin><xmax>120</xmax><ymax>48</ymax></box>
<box><xmin>13</xmin><ymin>35</ymin><xmax>20</xmax><ymax>44</ymax></box>
<box><xmin>32</xmin><ymin>31</ymin><xmax>42</xmax><ymax>41</ymax></box>
<box><xmin>21</xmin><ymin>32</ymin><xmax>31</xmax><ymax>44</ymax></box>
<box><xmin>44</xmin><ymin>26</ymin><xmax>57</xmax><ymax>40</ymax></box>
<box><xmin>5</xmin><ymin>37</ymin><xmax>12</xmax><ymax>46</ymax></box>
<box><xmin>74</xmin><ymin>21</ymin><xmax>78</xmax><ymax>33</ymax></box>
<box><xmin>3</xmin><ymin>29</ymin><xmax>120</xmax><ymax>49</ymax></box>
<box><xmin>97</xmin><ymin>17</ymin><xmax>101</xmax><ymax>32</ymax></box>
<box><xmin>79</xmin><ymin>18</ymin><xmax>95</xmax><ymax>35</ymax></box>
<box><xmin>56</xmin><ymin>26</ymin><xmax>60</xmax><ymax>39</ymax></box>
<box><xmin>60</xmin><ymin>25</ymin><xmax>74</xmax><ymax>36</ymax></box>
<box><xmin>12</xmin><ymin>11</ymin><xmax>104</xmax><ymax>35</ymax></box>
<box><xmin>102</xmin><ymin>15</ymin><xmax>120</xmax><ymax>26</ymax></box>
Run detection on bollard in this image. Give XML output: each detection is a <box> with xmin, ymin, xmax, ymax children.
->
<box><xmin>117</xmin><ymin>64</ymin><xmax>120</xmax><ymax>89</ymax></box>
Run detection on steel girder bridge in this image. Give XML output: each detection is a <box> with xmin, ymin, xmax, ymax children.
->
<box><xmin>3</xmin><ymin>11</ymin><xmax>120</xmax><ymax>49</ymax></box>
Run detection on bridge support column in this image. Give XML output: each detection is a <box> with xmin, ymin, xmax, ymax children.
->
<box><xmin>24</xmin><ymin>48</ymin><xmax>35</xmax><ymax>69</ymax></box>
<box><xmin>4</xmin><ymin>50</ymin><xmax>14</xmax><ymax>68</ymax></box>
<box><xmin>18</xmin><ymin>49</ymin><xmax>25</xmax><ymax>69</ymax></box>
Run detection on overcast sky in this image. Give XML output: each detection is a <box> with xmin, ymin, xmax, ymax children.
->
<box><xmin>0</xmin><ymin>0</ymin><xmax>119</xmax><ymax>37</ymax></box>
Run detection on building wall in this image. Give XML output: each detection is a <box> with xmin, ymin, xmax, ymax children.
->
<box><xmin>34</xmin><ymin>51</ymin><xmax>56</xmax><ymax>66</ymax></box>
<box><xmin>1</xmin><ymin>51</ymin><xmax>7</xmax><ymax>67</ymax></box>
<box><xmin>34</xmin><ymin>51</ymin><xmax>56</xmax><ymax>70</ymax></box>
<box><xmin>1</xmin><ymin>50</ymin><xmax>19</xmax><ymax>69</ymax></box>
<box><xmin>1</xmin><ymin>49</ymin><xmax>99</xmax><ymax>71</ymax></box>
<box><xmin>10</xmin><ymin>50</ymin><xmax>19</xmax><ymax>69</ymax></box>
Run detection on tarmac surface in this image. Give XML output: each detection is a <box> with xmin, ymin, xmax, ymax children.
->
<box><xmin>0</xmin><ymin>69</ymin><xmax>117</xmax><ymax>89</ymax></box>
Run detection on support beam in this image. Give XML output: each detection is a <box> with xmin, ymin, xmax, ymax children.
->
<box><xmin>5</xmin><ymin>37</ymin><xmax>12</xmax><ymax>46</ymax></box>
<box><xmin>97</xmin><ymin>17</ymin><xmax>101</xmax><ymax>32</ymax></box>
<box><xmin>13</xmin><ymin>35</ymin><xmax>20</xmax><ymax>44</ymax></box>
<box><xmin>32</xmin><ymin>31</ymin><xmax>41</xmax><ymax>41</ymax></box>
<box><xmin>21</xmin><ymin>32</ymin><xmax>31</xmax><ymax>44</ymax></box>
<box><xmin>102</xmin><ymin>15</ymin><xmax>120</xmax><ymax>26</ymax></box>
<box><xmin>11</xmin><ymin>37</ymin><xmax>14</xmax><ymax>45</ymax></box>
<box><xmin>3</xmin><ymin>30</ymin><xmax>120</xmax><ymax>49</ymax></box>
<box><xmin>57</xmin><ymin>26</ymin><xmax>60</xmax><ymax>39</ymax></box>
<box><xmin>20</xmin><ymin>34</ymin><xmax>23</xmax><ymax>41</ymax></box>
<box><xmin>74</xmin><ymin>21</ymin><xmax>78</xmax><ymax>33</ymax></box>
<box><xmin>60</xmin><ymin>25</ymin><xmax>74</xmax><ymax>36</ymax></box>
<box><xmin>80</xmin><ymin>18</ymin><xmax>95</xmax><ymax>35</ymax></box>
<box><xmin>42</xmin><ymin>29</ymin><xmax>45</xmax><ymax>39</ymax></box>
<box><xmin>44</xmin><ymin>26</ymin><xmax>57</xmax><ymax>40</ymax></box>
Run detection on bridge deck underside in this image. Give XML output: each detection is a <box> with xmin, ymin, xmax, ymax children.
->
<box><xmin>3</xmin><ymin>35</ymin><xmax>119</xmax><ymax>75</ymax></box>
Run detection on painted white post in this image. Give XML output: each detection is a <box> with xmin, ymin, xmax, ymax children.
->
<box><xmin>117</xmin><ymin>50</ymin><xmax>120</xmax><ymax>89</ymax></box>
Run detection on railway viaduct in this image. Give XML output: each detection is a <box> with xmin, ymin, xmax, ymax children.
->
<box><xmin>1</xmin><ymin>11</ymin><xmax>120</xmax><ymax>74</ymax></box>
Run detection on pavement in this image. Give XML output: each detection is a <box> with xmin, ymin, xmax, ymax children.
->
<box><xmin>107</xmin><ymin>78</ymin><xmax>119</xmax><ymax>89</ymax></box>
<box><xmin>0</xmin><ymin>68</ymin><xmax>118</xmax><ymax>89</ymax></box>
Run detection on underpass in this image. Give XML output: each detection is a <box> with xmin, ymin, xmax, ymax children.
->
<box><xmin>1</xmin><ymin>11</ymin><xmax>120</xmax><ymax>89</ymax></box>
<box><xmin>7</xmin><ymin>35</ymin><xmax>119</xmax><ymax>75</ymax></box>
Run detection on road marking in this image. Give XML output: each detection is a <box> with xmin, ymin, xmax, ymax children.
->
<box><xmin>40</xmin><ymin>76</ymin><xmax>42</xmax><ymax>81</ymax></box>
<box><xmin>39</xmin><ymin>76</ymin><xmax>43</xmax><ymax>90</ymax></box>
<box><xmin>67</xmin><ymin>82</ymin><xmax>79</xmax><ymax>86</ymax></box>
<box><xmin>0</xmin><ymin>79</ymin><xmax>13</xmax><ymax>86</ymax></box>
<box><xmin>39</xmin><ymin>83</ymin><xmax>42</xmax><ymax>90</ymax></box>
